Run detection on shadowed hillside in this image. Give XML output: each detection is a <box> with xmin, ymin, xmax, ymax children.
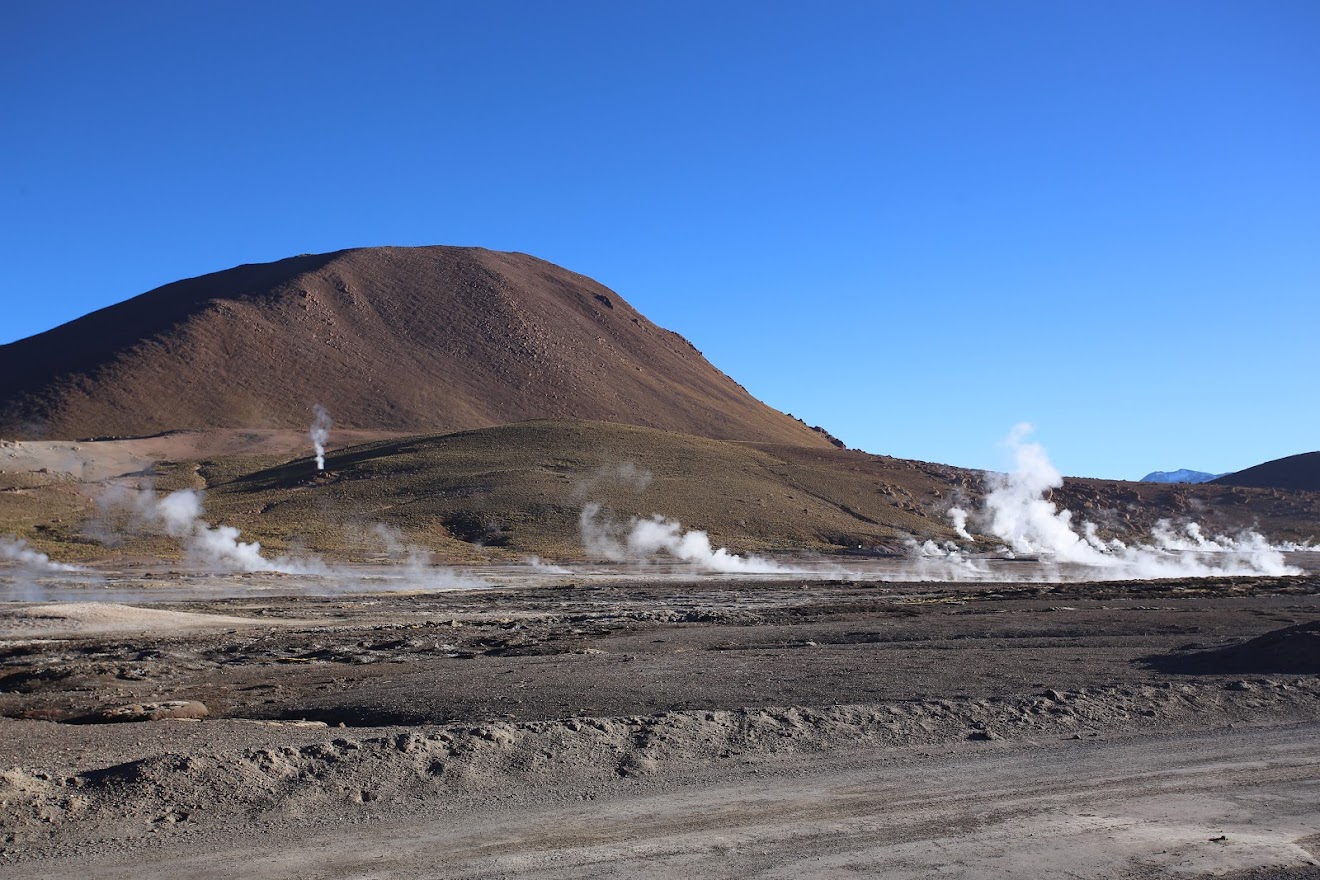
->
<box><xmin>1213</xmin><ymin>451</ymin><xmax>1320</xmax><ymax>493</ymax></box>
<box><xmin>0</xmin><ymin>247</ymin><xmax>833</xmax><ymax>449</ymax></box>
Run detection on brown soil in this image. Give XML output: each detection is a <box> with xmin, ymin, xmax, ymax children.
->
<box><xmin>0</xmin><ymin>247</ymin><xmax>832</xmax><ymax>449</ymax></box>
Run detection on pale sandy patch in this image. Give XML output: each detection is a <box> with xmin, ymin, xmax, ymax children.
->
<box><xmin>0</xmin><ymin>429</ymin><xmax>403</xmax><ymax>483</ymax></box>
<box><xmin>0</xmin><ymin>601</ymin><xmax>300</xmax><ymax>638</ymax></box>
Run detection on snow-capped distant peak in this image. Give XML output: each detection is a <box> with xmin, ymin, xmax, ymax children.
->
<box><xmin>1140</xmin><ymin>469</ymin><xmax>1224</xmax><ymax>484</ymax></box>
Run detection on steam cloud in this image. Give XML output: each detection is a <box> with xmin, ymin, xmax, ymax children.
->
<box><xmin>101</xmin><ymin>486</ymin><xmax>325</xmax><ymax>574</ymax></box>
<box><xmin>947</xmin><ymin>506</ymin><xmax>972</xmax><ymax>541</ymax></box>
<box><xmin>310</xmin><ymin>404</ymin><xmax>332</xmax><ymax>471</ymax></box>
<box><xmin>523</xmin><ymin>555</ymin><xmax>572</xmax><ymax>574</ymax></box>
<box><xmin>0</xmin><ymin>536</ymin><xmax>80</xmax><ymax>573</ymax></box>
<box><xmin>571</xmin><ymin>462</ymin><xmax>654</xmax><ymax>500</ymax></box>
<box><xmin>369</xmin><ymin>524</ymin><xmax>488</xmax><ymax>589</ymax></box>
<box><xmin>580</xmin><ymin>502</ymin><xmax>793</xmax><ymax>573</ymax></box>
<box><xmin>0</xmin><ymin>535</ymin><xmax>87</xmax><ymax>601</ymax></box>
<box><xmin>904</xmin><ymin>538</ymin><xmax>988</xmax><ymax>577</ymax></box>
<box><xmin>953</xmin><ymin>424</ymin><xmax>1300</xmax><ymax>578</ymax></box>
<box><xmin>87</xmin><ymin>487</ymin><xmax>490</xmax><ymax>590</ymax></box>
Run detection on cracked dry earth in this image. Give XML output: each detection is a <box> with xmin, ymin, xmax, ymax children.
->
<box><xmin>1</xmin><ymin>573</ymin><xmax>1318</xmax><ymax>878</ymax></box>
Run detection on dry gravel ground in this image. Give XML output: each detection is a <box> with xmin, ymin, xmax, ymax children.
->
<box><xmin>0</xmin><ymin>570</ymin><xmax>1317</xmax><ymax>878</ymax></box>
<box><xmin>12</xmin><ymin>724</ymin><xmax>1316</xmax><ymax>880</ymax></box>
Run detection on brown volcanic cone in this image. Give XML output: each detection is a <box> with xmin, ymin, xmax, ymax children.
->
<box><xmin>0</xmin><ymin>246</ymin><xmax>831</xmax><ymax>447</ymax></box>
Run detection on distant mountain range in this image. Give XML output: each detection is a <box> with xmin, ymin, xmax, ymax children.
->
<box><xmin>1140</xmin><ymin>469</ymin><xmax>1225</xmax><ymax>484</ymax></box>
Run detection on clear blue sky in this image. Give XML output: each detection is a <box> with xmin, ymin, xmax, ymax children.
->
<box><xmin>3</xmin><ymin>1</ymin><xmax>1317</xmax><ymax>479</ymax></box>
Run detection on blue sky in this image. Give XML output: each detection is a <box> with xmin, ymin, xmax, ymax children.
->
<box><xmin>3</xmin><ymin>1</ymin><xmax>1317</xmax><ymax>479</ymax></box>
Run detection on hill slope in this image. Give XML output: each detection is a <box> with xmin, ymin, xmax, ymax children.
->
<box><xmin>1213</xmin><ymin>451</ymin><xmax>1320</xmax><ymax>493</ymax></box>
<box><xmin>186</xmin><ymin>420</ymin><xmax>950</xmax><ymax>559</ymax></box>
<box><xmin>7</xmin><ymin>422</ymin><xmax>1317</xmax><ymax>564</ymax></box>
<box><xmin>0</xmin><ymin>247</ymin><xmax>832</xmax><ymax>448</ymax></box>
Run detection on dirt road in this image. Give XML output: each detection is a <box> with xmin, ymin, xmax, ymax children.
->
<box><xmin>9</xmin><ymin>723</ymin><xmax>1317</xmax><ymax>879</ymax></box>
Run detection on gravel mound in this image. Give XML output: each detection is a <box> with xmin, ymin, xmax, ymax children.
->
<box><xmin>1144</xmin><ymin>621</ymin><xmax>1320</xmax><ymax>675</ymax></box>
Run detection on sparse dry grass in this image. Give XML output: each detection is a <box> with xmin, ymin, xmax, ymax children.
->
<box><xmin>2</xmin><ymin>420</ymin><xmax>1317</xmax><ymax>565</ymax></box>
<box><xmin>196</xmin><ymin>420</ymin><xmax>953</xmax><ymax>561</ymax></box>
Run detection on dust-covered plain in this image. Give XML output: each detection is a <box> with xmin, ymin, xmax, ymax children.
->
<box><xmin>2</xmin><ymin>565</ymin><xmax>1318</xmax><ymax>879</ymax></box>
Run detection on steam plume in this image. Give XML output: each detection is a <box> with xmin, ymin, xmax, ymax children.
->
<box><xmin>947</xmin><ymin>506</ymin><xmax>972</xmax><ymax>541</ymax></box>
<box><xmin>971</xmin><ymin>424</ymin><xmax>1299</xmax><ymax>578</ymax></box>
<box><xmin>367</xmin><ymin>524</ymin><xmax>487</xmax><ymax>589</ymax></box>
<box><xmin>101</xmin><ymin>486</ymin><xmax>324</xmax><ymax>574</ymax></box>
<box><xmin>580</xmin><ymin>502</ymin><xmax>793</xmax><ymax>574</ymax></box>
<box><xmin>310</xmin><ymin>404</ymin><xmax>332</xmax><ymax>471</ymax></box>
<box><xmin>904</xmin><ymin>537</ymin><xmax>988</xmax><ymax>577</ymax></box>
<box><xmin>523</xmin><ymin>555</ymin><xmax>572</xmax><ymax>574</ymax></box>
<box><xmin>571</xmin><ymin>462</ymin><xmax>654</xmax><ymax>499</ymax></box>
<box><xmin>0</xmin><ymin>536</ymin><xmax>80</xmax><ymax>573</ymax></box>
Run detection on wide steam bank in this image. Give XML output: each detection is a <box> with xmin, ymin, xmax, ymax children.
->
<box><xmin>4</xmin><ymin>551</ymin><xmax>1319</xmax><ymax>605</ymax></box>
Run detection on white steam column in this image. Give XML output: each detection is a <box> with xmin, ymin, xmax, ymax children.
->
<box><xmin>310</xmin><ymin>404</ymin><xmax>332</xmax><ymax>471</ymax></box>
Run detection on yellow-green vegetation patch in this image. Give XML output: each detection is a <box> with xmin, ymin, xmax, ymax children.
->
<box><xmin>181</xmin><ymin>420</ymin><xmax>961</xmax><ymax>561</ymax></box>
